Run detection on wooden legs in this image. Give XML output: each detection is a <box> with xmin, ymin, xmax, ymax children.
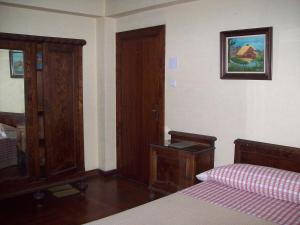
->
<box><xmin>75</xmin><ymin>180</ymin><xmax>88</xmax><ymax>196</ymax></box>
<box><xmin>33</xmin><ymin>190</ymin><xmax>45</xmax><ymax>207</ymax></box>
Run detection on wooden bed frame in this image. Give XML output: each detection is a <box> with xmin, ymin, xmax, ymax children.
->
<box><xmin>0</xmin><ymin>112</ymin><xmax>25</xmax><ymax>127</ymax></box>
<box><xmin>234</xmin><ymin>139</ymin><xmax>300</xmax><ymax>173</ymax></box>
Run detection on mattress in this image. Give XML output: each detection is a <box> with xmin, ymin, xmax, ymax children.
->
<box><xmin>85</xmin><ymin>180</ymin><xmax>300</xmax><ymax>225</ymax></box>
<box><xmin>85</xmin><ymin>192</ymin><xmax>276</xmax><ymax>225</ymax></box>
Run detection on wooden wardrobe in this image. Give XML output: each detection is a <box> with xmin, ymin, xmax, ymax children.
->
<box><xmin>0</xmin><ymin>32</ymin><xmax>86</xmax><ymax>200</ymax></box>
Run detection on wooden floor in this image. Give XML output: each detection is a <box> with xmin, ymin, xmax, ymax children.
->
<box><xmin>0</xmin><ymin>174</ymin><xmax>161</xmax><ymax>225</ymax></box>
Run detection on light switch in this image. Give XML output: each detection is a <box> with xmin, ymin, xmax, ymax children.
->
<box><xmin>170</xmin><ymin>79</ymin><xmax>177</xmax><ymax>87</ymax></box>
<box><xmin>168</xmin><ymin>57</ymin><xmax>178</xmax><ymax>69</ymax></box>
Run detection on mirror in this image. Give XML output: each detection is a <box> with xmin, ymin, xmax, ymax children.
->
<box><xmin>0</xmin><ymin>49</ymin><xmax>26</xmax><ymax>180</ymax></box>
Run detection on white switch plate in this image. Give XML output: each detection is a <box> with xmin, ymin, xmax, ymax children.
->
<box><xmin>170</xmin><ymin>79</ymin><xmax>177</xmax><ymax>87</ymax></box>
<box><xmin>168</xmin><ymin>57</ymin><xmax>178</xmax><ymax>69</ymax></box>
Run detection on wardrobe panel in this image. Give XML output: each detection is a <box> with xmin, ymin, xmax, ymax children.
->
<box><xmin>43</xmin><ymin>43</ymin><xmax>83</xmax><ymax>177</ymax></box>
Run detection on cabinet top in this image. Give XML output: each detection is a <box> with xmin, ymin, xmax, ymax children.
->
<box><xmin>151</xmin><ymin>141</ymin><xmax>215</xmax><ymax>153</ymax></box>
<box><xmin>169</xmin><ymin>130</ymin><xmax>217</xmax><ymax>147</ymax></box>
<box><xmin>150</xmin><ymin>130</ymin><xmax>217</xmax><ymax>153</ymax></box>
<box><xmin>0</xmin><ymin>32</ymin><xmax>86</xmax><ymax>46</ymax></box>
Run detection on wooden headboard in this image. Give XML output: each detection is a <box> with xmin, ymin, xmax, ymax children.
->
<box><xmin>234</xmin><ymin>139</ymin><xmax>300</xmax><ymax>173</ymax></box>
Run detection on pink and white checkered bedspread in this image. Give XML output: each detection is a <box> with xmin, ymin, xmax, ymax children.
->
<box><xmin>181</xmin><ymin>180</ymin><xmax>300</xmax><ymax>225</ymax></box>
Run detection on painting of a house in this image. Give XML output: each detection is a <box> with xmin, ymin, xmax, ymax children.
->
<box><xmin>226</xmin><ymin>35</ymin><xmax>265</xmax><ymax>73</ymax></box>
<box><xmin>236</xmin><ymin>45</ymin><xmax>257</xmax><ymax>59</ymax></box>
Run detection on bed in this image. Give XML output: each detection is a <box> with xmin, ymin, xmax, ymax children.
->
<box><xmin>0</xmin><ymin>112</ymin><xmax>26</xmax><ymax>171</ymax></box>
<box><xmin>0</xmin><ymin>138</ymin><xmax>18</xmax><ymax>169</ymax></box>
<box><xmin>86</xmin><ymin>139</ymin><xmax>300</xmax><ymax>225</ymax></box>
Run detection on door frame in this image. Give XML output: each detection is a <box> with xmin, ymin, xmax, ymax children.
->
<box><xmin>116</xmin><ymin>25</ymin><xmax>165</xmax><ymax>175</ymax></box>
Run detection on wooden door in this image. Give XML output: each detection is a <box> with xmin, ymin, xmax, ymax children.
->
<box><xmin>116</xmin><ymin>25</ymin><xmax>165</xmax><ymax>184</ymax></box>
<box><xmin>43</xmin><ymin>43</ymin><xmax>84</xmax><ymax>178</ymax></box>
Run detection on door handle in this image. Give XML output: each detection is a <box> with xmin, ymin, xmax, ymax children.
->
<box><xmin>151</xmin><ymin>109</ymin><xmax>159</xmax><ymax>120</ymax></box>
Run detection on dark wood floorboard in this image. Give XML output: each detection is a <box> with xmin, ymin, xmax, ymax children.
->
<box><xmin>0</xmin><ymin>175</ymin><xmax>162</xmax><ymax>225</ymax></box>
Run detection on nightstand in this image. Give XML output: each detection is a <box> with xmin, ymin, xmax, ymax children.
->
<box><xmin>149</xmin><ymin>131</ymin><xmax>216</xmax><ymax>196</ymax></box>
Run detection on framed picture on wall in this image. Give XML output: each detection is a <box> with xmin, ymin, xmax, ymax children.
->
<box><xmin>9</xmin><ymin>50</ymin><xmax>24</xmax><ymax>78</ymax></box>
<box><xmin>220</xmin><ymin>27</ymin><xmax>272</xmax><ymax>80</ymax></box>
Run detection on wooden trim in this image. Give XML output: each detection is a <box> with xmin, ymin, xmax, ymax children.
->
<box><xmin>25</xmin><ymin>41</ymin><xmax>40</xmax><ymax>179</ymax></box>
<box><xmin>116</xmin><ymin>25</ymin><xmax>165</xmax><ymax>39</ymax></box>
<box><xmin>84</xmin><ymin>169</ymin><xmax>100</xmax><ymax>178</ymax></box>
<box><xmin>0</xmin><ymin>32</ymin><xmax>86</xmax><ymax>46</ymax></box>
<box><xmin>85</xmin><ymin>169</ymin><xmax>118</xmax><ymax>178</ymax></box>
<box><xmin>98</xmin><ymin>169</ymin><xmax>118</xmax><ymax>176</ymax></box>
<box><xmin>234</xmin><ymin>139</ymin><xmax>300</xmax><ymax>172</ymax></box>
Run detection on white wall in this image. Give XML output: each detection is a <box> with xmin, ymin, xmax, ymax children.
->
<box><xmin>0</xmin><ymin>49</ymin><xmax>25</xmax><ymax>113</ymax></box>
<box><xmin>0</xmin><ymin>5</ymin><xmax>99</xmax><ymax>171</ymax></box>
<box><xmin>99</xmin><ymin>0</ymin><xmax>300</xmax><ymax>167</ymax></box>
<box><xmin>0</xmin><ymin>0</ymin><xmax>105</xmax><ymax>16</ymax></box>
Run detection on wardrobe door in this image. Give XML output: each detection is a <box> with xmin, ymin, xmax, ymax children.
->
<box><xmin>0</xmin><ymin>39</ymin><xmax>39</xmax><ymax>198</ymax></box>
<box><xmin>43</xmin><ymin>43</ymin><xmax>84</xmax><ymax>178</ymax></box>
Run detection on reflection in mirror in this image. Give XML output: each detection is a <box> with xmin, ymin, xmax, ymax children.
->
<box><xmin>0</xmin><ymin>49</ymin><xmax>26</xmax><ymax>180</ymax></box>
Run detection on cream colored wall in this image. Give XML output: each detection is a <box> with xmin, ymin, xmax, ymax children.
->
<box><xmin>97</xmin><ymin>17</ymin><xmax>117</xmax><ymax>171</ymax></box>
<box><xmin>2</xmin><ymin>0</ymin><xmax>299</xmax><ymax>171</ymax></box>
<box><xmin>98</xmin><ymin>0</ymin><xmax>300</xmax><ymax>167</ymax></box>
<box><xmin>0</xmin><ymin>49</ymin><xmax>25</xmax><ymax>113</ymax></box>
<box><xmin>0</xmin><ymin>5</ymin><xmax>99</xmax><ymax>170</ymax></box>
<box><xmin>105</xmin><ymin>0</ymin><xmax>197</xmax><ymax>16</ymax></box>
<box><xmin>0</xmin><ymin>0</ymin><xmax>105</xmax><ymax>16</ymax></box>
<box><xmin>97</xmin><ymin>18</ymin><xmax>106</xmax><ymax>170</ymax></box>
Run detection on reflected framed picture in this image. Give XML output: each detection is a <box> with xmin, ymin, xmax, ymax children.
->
<box><xmin>220</xmin><ymin>27</ymin><xmax>272</xmax><ymax>80</ymax></box>
<box><xmin>9</xmin><ymin>50</ymin><xmax>24</xmax><ymax>78</ymax></box>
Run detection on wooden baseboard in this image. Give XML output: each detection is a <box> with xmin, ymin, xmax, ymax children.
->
<box><xmin>85</xmin><ymin>169</ymin><xmax>118</xmax><ymax>178</ymax></box>
<box><xmin>98</xmin><ymin>169</ymin><xmax>118</xmax><ymax>176</ymax></box>
<box><xmin>84</xmin><ymin>169</ymin><xmax>100</xmax><ymax>178</ymax></box>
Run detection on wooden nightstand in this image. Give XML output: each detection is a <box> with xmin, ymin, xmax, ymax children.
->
<box><xmin>149</xmin><ymin>131</ymin><xmax>216</xmax><ymax>196</ymax></box>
